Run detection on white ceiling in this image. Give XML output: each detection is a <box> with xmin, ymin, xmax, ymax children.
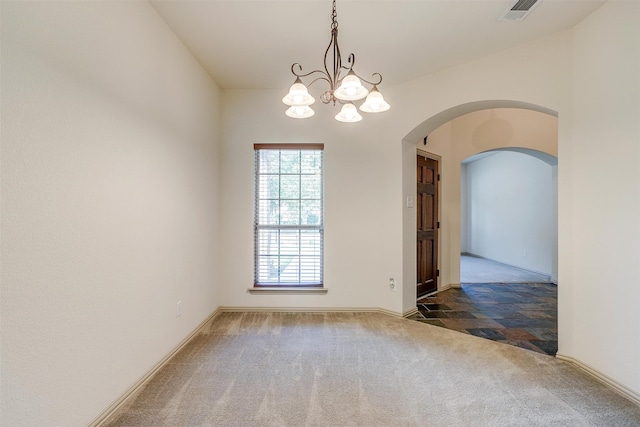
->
<box><xmin>149</xmin><ymin>0</ymin><xmax>605</xmax><ymax>90</ymax></box>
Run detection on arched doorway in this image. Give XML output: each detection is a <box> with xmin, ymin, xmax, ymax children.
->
<box><xmin>448</xmin><ymin>147</ymin><xmax>559</xmax><ymax>354</ymax></box>
<box><xmin>461</xmin><ymin>147</ymin><xmax>558</xmax><ymax>284</ymax></box>
<box><xmin>401</xmin><ymin>103</ymin><xmax>558</xmax><ymax>354</ymax></box>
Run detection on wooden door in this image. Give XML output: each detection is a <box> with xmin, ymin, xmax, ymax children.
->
<box><xmin>417</xmin><ymin>155</ymin><xmax>438</xmax><ymax>298</ymax></box>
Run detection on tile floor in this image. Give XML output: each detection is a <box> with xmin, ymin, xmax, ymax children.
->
<box><xmin>408</xmin><ymin>283</ymin><xmax>558</xmax><ymax>355</ymax></box>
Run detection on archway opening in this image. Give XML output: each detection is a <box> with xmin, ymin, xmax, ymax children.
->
<box><xmin>402</xmin><ymin>102</ymin><xmax>558</xmax><ymax>355</ymax></box>
<box><xmin>454</xmin><ymin>147</ymin><xmax>559</xmax><ymax>354</ymax></box>
<box><xmin>461</xmin><ymin>147</ymin><xmax>558</xmax><ymax>284</ymax></box>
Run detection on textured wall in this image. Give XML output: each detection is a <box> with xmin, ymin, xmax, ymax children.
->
<box><xmin>0</xmin><ymin>2</ymin><xmax>221</xmax><ymax>425</ymax></box>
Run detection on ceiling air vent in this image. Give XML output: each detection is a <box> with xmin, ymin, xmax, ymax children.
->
<box><xmin>499</xmin><ymin>0</ymin><xmax>542</xmax><ymax>21</ymax></box>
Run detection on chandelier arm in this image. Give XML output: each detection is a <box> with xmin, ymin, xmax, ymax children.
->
<box><xmin>291</xmin><ymin>63</ymin><xmax>304</xmax><ymax>75</ymax></box>
<box><xmin>346</xmin><ymin>52</ymin><xmax>355</xmax><ymax>70</ymax></box>
<box><xmin>333</xmin><ymin>32</ymin><xmax>342</xmax><ymax>87</ymax></box>
<box><xmin>348</xmin><ymin>71</ymin><xmax>383</xmax><ymax>87</ymax></box>
<box><xmin>333</xmin><ymin>33</ymin><xmax>342</xmax><ymax>90</ymax></box>
<box><xmin>307</xmin><ymin>76</ymin><xmax>332</xmax><ymax>87</ymax></box>
<box><xmin>322</xmin><ymin>29</ymin><xmax>339</xmax><ymax>89</ymax></box>
<box><xmin>327</xmin><ymin>0</ymin><xmax>343</xmax><ymax>89</ymax></box>
<box><xmin>291</xmin><ymin>63</ymin><xmax>332</xmax><ymax>81</ymax></box>
<box><xmin>337</xmin><ymin>53</ymin><xmax>354</xmax><ymax>74</ymax></box>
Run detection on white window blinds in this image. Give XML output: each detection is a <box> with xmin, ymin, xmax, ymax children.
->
<box><xmin>254</xmin><ymin>144</ymin><xmax>324</xmax><ymax>287</ymax></box>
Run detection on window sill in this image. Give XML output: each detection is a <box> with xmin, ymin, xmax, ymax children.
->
<box><xmin>248</xmin><ymin>287</ymin><xmax>328</xmax><ymax>295</ymax></box>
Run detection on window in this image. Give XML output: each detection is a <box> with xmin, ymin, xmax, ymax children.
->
<box><xmin>254</xmin><ymin>144</ymin><xmax>324</xmax><ymax>287</ymax></box>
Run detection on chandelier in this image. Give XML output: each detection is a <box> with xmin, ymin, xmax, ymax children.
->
<box><xmin>282</xmin><ymin>0</ymin><xmax>390</xmax><ymax>123</ymax></box>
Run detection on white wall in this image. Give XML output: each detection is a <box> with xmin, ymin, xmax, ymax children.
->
<box><xmin>551</xmin><ymin>165</ymin><xmax>558</xmax><ymax>283</ymax></box>
<box><xmin>219</xmin><ymin>90</ymin><xmax>404</xmax><ymax>315</ymax></box>
<box><xmin>0</xmin><ymin>2</ymin><xmax>221</xmax><ymax>425</ymax></box>
<box><xmin>463</xmin><ymin>151</ymin><xmax>554</xmax><ymax>276</ymax></box>
<box><xmin>460</xmin><ymin>163</ymin><xmax>469</xmax><ymax>252</ymax></box>
<box><xmin>560</xmin><ymin>0</ymin><xmax>640</xmax><ymax>395</ymax></box>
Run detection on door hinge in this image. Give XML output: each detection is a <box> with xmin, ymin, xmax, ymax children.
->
<box><xmin>437</xmin><ymin>221</ymin><xmax>440</xmax><ymax>229</ymax></box>
<box><xmin>436</xmin><ymin>269</ymin><xmax>440</xmax><ymax>277</ymax></box>
<box><xmin>437</xmin><ymin>174</ymin><xmax>440</xmax><ymax>181</ymax></box>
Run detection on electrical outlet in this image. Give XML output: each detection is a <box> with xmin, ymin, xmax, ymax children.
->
<box><xmin>389</xmin><ymin>278</ymin><xmax>396</xmax><ymax>291</ymax></box>
<box><xmin>176</xmin><ymin>301</ymin><xmax>182</xmax><ymax>317</ymax></box>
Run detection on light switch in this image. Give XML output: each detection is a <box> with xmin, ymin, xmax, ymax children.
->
<box><xmin>406</xmin><ymin>196</ymin><xmax>414</xmax><ymax>208</ymax></box>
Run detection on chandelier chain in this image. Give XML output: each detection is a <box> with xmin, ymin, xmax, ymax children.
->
<box><xmin>330</xmin><ymin>0</ymin><xmax>338</xmax><ymax>30</ymax></box>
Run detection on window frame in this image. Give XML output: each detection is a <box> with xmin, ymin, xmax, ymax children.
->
<box><xmin>253</xmin><ymin>143</ymin><xmax>324</xmax><ymax>289</ymax></box>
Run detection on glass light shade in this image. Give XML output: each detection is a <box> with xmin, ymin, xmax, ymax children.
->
<box><xmin>333</xmin><ymin>72</ymin><xmax>369</xmax><ymax>101</ymax></box>
<box><xmin>282</xmin><ymin>81</ymin><xmax>315</xmax><ymax>106</ymax></box>
<box><xmin>359</xmin><ymin>87</ymin><xmax>390</xmax><ymax>113</ymax></box>
<box><xmin>335</xmin><ymin>103</ymin><xmax>362</xmax><ymax>123</ymax></box>
<box><xmin>285</xmin><ymin>105</ymin><xmax>315</xmax><ymax>119</ymax></box>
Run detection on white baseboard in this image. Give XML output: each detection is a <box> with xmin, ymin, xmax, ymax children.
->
<box><xmin>403</xmin><ymin>307</ymin><xmax>419</xmax><ymax>318</ymax></box>
<box><xmin>555</xmin><ymin>353</ymin><xmax>640</xmax><ymax>405</ymax></box>
<box><xmin>463</xmin><ymin>253</ymin><xmax>552</xmax><ymax>281</ymax></box>
<box><xmin>90</xmin><ymin>308</ymin><xmax>222</xmax><ymax>427</ymax></box>
<box><xmin>416</xmin><ymin>283</ymin><xmax>453</xmax><ymax>301</ymax></box>
<box><xmin>440</xmin><ymin>283</ymin><xmax>452</xmax><ymax>292</ymax></box>
<box><xmin>217</xmin><ymin>306</ymin><xmax>404</xmax><ymax>318</ymax></box>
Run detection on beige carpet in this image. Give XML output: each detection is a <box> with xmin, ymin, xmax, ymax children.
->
<box><xmin>103</xmin><ymin>312</ymin><xmax>640</xmax><ymax>426</ymax></box>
